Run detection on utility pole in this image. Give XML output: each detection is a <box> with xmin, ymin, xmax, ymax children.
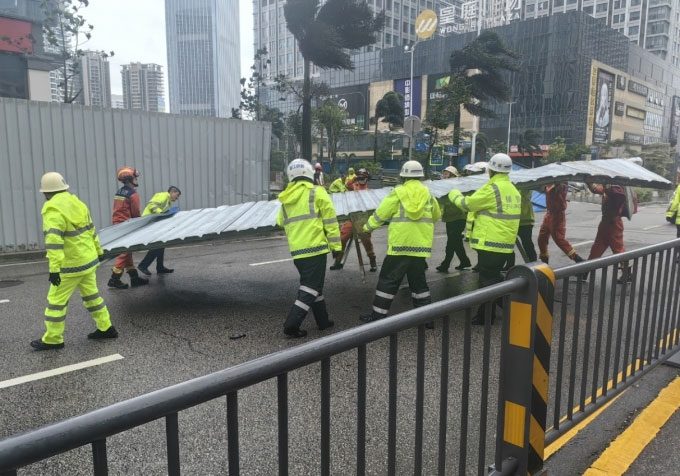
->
<box><xmin>470</xmin><ymin>0</ymin><xmax>485</xmax><ymax>164</ymax></box>
<box><xmin>506</xmin><ymin>100</ymin><xmax>516</xmax><ymax>153</ymax></box>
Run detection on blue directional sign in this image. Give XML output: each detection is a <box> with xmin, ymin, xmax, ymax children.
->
<box><xmin>444</xmin><ymin>145</ymin><xmax>458</xmax><ymax>156</ymax></box>
<box><xmin>430</xmin><ymin>146</ymin><xmax>443</xmax><ymax>166</ymax></box>
<box><xmin>415</xmin><ymin>141</ymin><xmax>428</xmax><ymax>152</ymax></box>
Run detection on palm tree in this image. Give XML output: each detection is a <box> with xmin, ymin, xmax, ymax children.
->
<box><xmin>284</xmin><ymin>0</ymin><xmax>385</xmax><ymax>161</ymax></box>
<box><xmin>449</xmin><ymin>31</ymin><xmax>518</xmax><ymax>152</ymax></box>
<box><xmin>371</xmin><ymin>91</ymin><xmax>404</xmax><ymax>162</ymax></box>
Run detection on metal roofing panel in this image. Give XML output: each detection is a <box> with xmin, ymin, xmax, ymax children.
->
<box><xmin>99</xmin><ymin>159</ymin><xmax>672</xmax><ymax>255</ymax></box>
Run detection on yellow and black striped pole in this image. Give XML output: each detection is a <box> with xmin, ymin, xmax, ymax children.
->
<box><xmin>496</xmin><ymin>263</ymin><xmax>555</xmax><ymax>475</ymax></box>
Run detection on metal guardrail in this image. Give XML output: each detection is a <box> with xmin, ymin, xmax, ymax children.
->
<box><xmin>545</xmin><ymin>238</ymin><xmax>680</xmax><ymax>447</ymax></box>
<box><xmin>0</xmin><ymin>239</ymin><xmax>678</xmax><ymax>475</ymax></box>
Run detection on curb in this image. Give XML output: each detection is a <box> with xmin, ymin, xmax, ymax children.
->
<box><xmin>0</xmin><ymin>250</ymin><xmax>45</xmax><ymax>264</ymax></box>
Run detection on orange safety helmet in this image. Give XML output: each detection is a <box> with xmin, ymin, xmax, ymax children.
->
<box><xmin>116</xmin><ymin>166</ymin><xmax>140</xmax><ymax>183</ymax></box>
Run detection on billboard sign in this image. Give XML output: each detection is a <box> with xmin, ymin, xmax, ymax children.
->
<box><xmin>328</xmin><ymin>84</ymin><xmax>369</xmax><ymax>130</ymax></box>
<box><xmin>394</xmin><ymin>77</ymin><xmax>422</xmax><ymax>118</ymax></box>
<box><xmin>426</xmin><ymin>73</ymin><xmax>455</xmax><ymax>123</ymax></box>
<box><xmin>616</xmin><ymin>75</ymin><xmax>626</xmax><ymax>90</ymax></box>
<box><xmin>628</xmin><ymin>80</ymin><xmax>649</xmax><ymax>97</ymax></box>
<box><xmin>614</xmin><ymin>101</ymin><xmax>625</xmax><ymax>116</ymax></box>
<box><xmin>592</xmin><ymin>69</ymin><xmax>615</xmax><ymax>144</ymax></box>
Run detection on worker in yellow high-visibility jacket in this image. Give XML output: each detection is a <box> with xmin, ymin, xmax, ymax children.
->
<box><xmin>277</xmin><ymin>159</ymin><xmax>342</xmax><ymax>338</ymax></box>
<box><xmin>31</xmin><ymin>172</ymin><xmax>118</xmax><ymax>350</ymax></box>
<box><xmin>359</xmin><ymin>160</ymin><xmax>441</xmax><ymax>323</ymax></box>
<box><xmin>138</xmin><ymin>186</ymin><xmax>182</xmax><ymax>276</ymax></box>
<box><xmin>667</xmin><ymin>183</ymin><xmax>680</xmax><ymax>237</ymax></box>
<box><xmin>448</xmin><ymin>153</ymin><xmax>521</xmax><ymax>324</ymax></box>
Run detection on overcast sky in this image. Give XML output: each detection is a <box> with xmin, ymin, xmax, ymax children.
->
<box><xmin>84</xmin><ymin>0</ymin><xmax>254</xmax><ymax>101</ymax></box>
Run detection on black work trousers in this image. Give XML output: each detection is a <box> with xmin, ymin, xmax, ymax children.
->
<box><xmin>505</xmin><ymin>224</ymin><xmax>538</xmax><ymax>268</ymax></box>
<box><xmin>284</xmin><ymin>253</ymin><xmax>331</xmax><ymax>331</ymax></box>
<box><xmin>476</xmin><ymin>249</ymin><xmax>509</xmax><ymax>319</ymax></box>
<box><xmin>369</xmin><ymin>255</ymin><xmax>430</xmax><ymax>320</ymax></box>
<box><xmin>440</xmin><ymin>220</ymin><xmax>470</xmax><ymax>269</ymax></box>
<box><xmin>139</xmin><ymin>248</ymin><xmax>166</xmax><ymax>270</ymax></box>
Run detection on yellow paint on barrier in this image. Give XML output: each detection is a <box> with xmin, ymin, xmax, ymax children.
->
<box><xmin>529</xmin><ymin>415</ymin><xmax>545</xmax><ymax>456</ymax></box>
<box><xmin>584</xmin><ymin>377</ymin><xmax>680</xmax><ymax>475</ymax></box>
<box><xmin>533</xmin><ymin>355</ymin><xmax>549</xmax><ymax>402</ymax></box>
<box><xmin>509</xmin><ymin>301</ymin><xmax>532</xmax><ymax>348</ymax></box>
<box><xmin>536</xmin><ymin>296</ymin><xmax>553</xmax><ymax>342</ymax></box>
<box><xmin>504</xmin><ymin>401</ymin><xmax>526</xmax><ymax>448</ymax></box>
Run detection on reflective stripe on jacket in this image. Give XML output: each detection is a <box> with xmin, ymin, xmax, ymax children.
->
<box><xmin>143</xmin><ymin>191</ymin><xmax>172</xmax><ymax>216</ymax></box>
<box><xmin>42</xmin><ymin>192</ymin><xmax>102</xmax><ymax>276</ymax></box>
<box><xmin>276</xmin><ymin>181</ymin><xmax>341</xmax><ymax>259</ymax></box>
<box><xmin>448</xmin><ymin>173</ymin><xmax>520</xmax><ymax>254</ymax></box>
<box><xmin>364</xmin><ymin>180</ymin><xmax>441</xmax><ymax>258</ymax></box>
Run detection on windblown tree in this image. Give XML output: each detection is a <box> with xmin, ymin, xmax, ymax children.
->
<box><xmin>517</xmin><ymin>129</ymin><xmax>542</xmax><ymax>161</ymax></box>
<box><xmin>371</xmin><ymin>91</ymin><xmax>404</xmax><ymax>162</ymax></box>
<box><xmin>283</xmin><ymin>0</ymin><xmax>385</xmax><ymax>161</ymax></box>
<box><xmin>449</xmin><ymin>31</ymin><xmax>518</xmax><ymax>152</ymax></box>
<box><xmin>314</xmin><ymin>101</ymin><xmax>348</xmax><ymax>172</ymax></box>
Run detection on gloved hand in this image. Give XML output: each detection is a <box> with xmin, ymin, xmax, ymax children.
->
<box><xmin>332</xmin><ymin>250</ymin><xmax>342</xmax><ymax>260</ymax></box>
<box><xmin>48</xmin><ymin>272</ymin><xmax>61</xmax><ymax>286</ymax></box>
<box><xmin>667</xmin><ymin>216</ymin><xmax>674</xmax><ymax>223</ymax></box>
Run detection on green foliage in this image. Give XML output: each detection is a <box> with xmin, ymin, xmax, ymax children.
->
<box><xmin>270</xmin><ymin>149</ymin><xmax>286</xmax><ymax>173</ymax></box>
<box><xmin>372</xmin><ymin>91</ymin><xmax>404</xmax><ymax>161</ymax></box>
<box><xmin>517</xmin><ymin>129</ymin><xmax>541</xmax><ymax>157</ymax></box>
<box><xmin>488</xmin><ymin>139</ymin><xmax>508</xmax><ymax>156</ymax></box>
<box><xmin>283</xmin><ymin>0</ymin><xmax>385</xmax><ymax>161</ymax></box>
<box><xmin>234</xmin><ymin>47</ymin><xmax>270</xmax><ymax>119</ymax></box>
<box><xmin>565</xmin><ymin>143</ymin><xmax>589</xmax><ymax>162</ymax></box>
<box><xmin>634</xmin><ymin>187</ymin><xmax>653</xmax><ymax>203</ymax></box>
<box><xmin>353</xmin><ymin>160</ymin><xmax>381</xmax><ymax>176</ymax></box>
<box><xmin>546</xmin><ymin>137</ymin><xmax>566</xmax><ymax>163</ymax></box>
<box><xmin>314</xmin><ymin>101</ymin><xmax>348</xmax><ymax>169</ymax></box>
<box><xmin>638</xmin><ymin>143</ymin><xmax>674</xmax><ymax>179</ymax></box>
<box><xmin>41</xmin><ymin>0</ymin><xmax>113</xmax><ymax>103</ymax></box>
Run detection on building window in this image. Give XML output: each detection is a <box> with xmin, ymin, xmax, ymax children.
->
<box><xmin>629</xmin><ymin>11</ymin><xmax>640</xmax><ymax>21</ymax></box>
<box><xmin>554</xmin><ymin>0</ymin><xmax>564</xmax><ymax>6</ymax></box>
<box><xmin>527</xmin><ymin>4</ymin><xmax>535</xmax><ymax>13</ymax></box>
<box><xmin>584</xmin><ymin>5</ymin><xmax>593</xmax><ymax>13</ymax></box>
<box><xmin>595</xmin><ymin>3</ymin><xmax>607</xmax><ymax>13</ymax></box>
<box><xmin>628</xmin><ymin>25</ymin><xmax>639</xmax><ymax>35</ymax></box>
<box><xmin>631</xmin><ymin>0</ymin><xmax>640</xmax><ymax>5</ymax></box>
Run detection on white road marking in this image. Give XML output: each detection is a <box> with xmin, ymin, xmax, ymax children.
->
<box><xmin>0</xmin><ymin>299</ymin><xmax>9</xmax><ymax>304</ymax></box>
<box><xmin>642</xmin><ymin>224</ymin><xmax>665</xmax><ymax>231</ymax></box>
<box><xmin>249</xmin><ymin>258</ymin><xmax>294</xmax><ymax>267</ymax></box>
<box><xmin>0</xmin><ymin>354</ymin><xmax>124</xmax><ymax>390</ymax></box>
<box><xmin>572</xmin><ymin>240</ymin><xmax>594</xmax><ymax>247</ymax></box>
<box><xmin>0</xmin><ymin>259</ymin><xmax>45</xmax><ymax>268</ymax></box>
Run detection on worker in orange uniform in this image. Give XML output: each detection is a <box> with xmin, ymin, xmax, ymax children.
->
<box><xmin>537</xmin><ymin>182</ymin><xmax>584</xmax><ymax>264</ymax></box>
<box><xmin>587</xmin><ymin>182</ymin><xmax>630</xmax><ymax>281</ymax></box>
<box><xmin>330</xmin><ymin>168</ymin><xmax>377</xmax><ymax>272</ymax></box>
<box><xmin>108</xmin><ymin>166</ymin><xmax>149</xmax><ymax>289</ymax></box>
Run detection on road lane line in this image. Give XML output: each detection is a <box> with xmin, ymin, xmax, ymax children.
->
<box><xmin>0</xmin><ymin>299</ymin><xmax>9</xmax><ymax>304</ymax></box>
<box><xmin>0</xmin><ymin>354</ymin><xmax>124</xmax><ymax>389</ymax></box>
<box><xmin>249</xmin><ymin>258</ymin><xmax>294</xmax><ymax>267</ymax></box>
<box><xmin>0</xmin><ymin>259</ymin><xmax>45</xmax><ymax>268</ymax></box>
<box><xmin>584</xmin><ymin>377</ymin><xmax>680</xmax><ymax>475</ymax></box>
<box><xmin>572</xmin><ymin>240</ymin><xmax>594</xmax><ymax>247</ymax></box>
<box><xmin>642</xmin><ymin>224</ymin><xmax>665</xmax><ymax>231</ymax></box>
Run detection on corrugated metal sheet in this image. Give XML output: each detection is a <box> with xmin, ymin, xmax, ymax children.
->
<box><xmin>0</xmin><ymin>97</ymin><xmax>271</xmax><ymax>253</ymax></box>
<box><xmin>100</xmin><ymin>159</ymin><xmax>671</xmax><ymax>255</ymax></box>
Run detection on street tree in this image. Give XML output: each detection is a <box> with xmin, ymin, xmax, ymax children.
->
<box><xmin>546</xmin><ymin>136</ymin><xmax>567</xmax><ymax>163</ymax></box>
<box><xmin>449</xmin><ymin>31</ymin><xmax>518</xmax><ymax>151</ymax></box>
<box><xmin>639</xmin><ymin>143</ymin><xmax>674</xmax><ymax>179</ymax></box>
<box><xmin>371</xmin><ymin>91</ymin><xmax>404</xmax><ymax>162</ymax></box>
<box><xmin>314</xmin><ymin>101</ymin><xmax>348</xmax><ymax>172</ymax></box>
<box><xmin>283</xmin><ymin>0</ymin><xmax>384</xmax><ymax>161</ymax></box>
<box><xmin>41</xmin><ymin>0</ymin><xmax>113</xmax><ymax>103</ymax></box>
<box><xmin>232</xmin><ymin>47</ymin><xmax>270</xmax><ymax>121</ymax></box>
<box><xmin>517</xmin><ymin>129</ymin><xmax>541</xmax><ymax>158</ymax></box>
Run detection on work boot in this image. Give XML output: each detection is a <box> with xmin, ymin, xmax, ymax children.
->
<box><xmin>128</xmin><ymin>269</ymin><xmax>149</xmax><ymax>287</ymax></box>
<box><xmin>436</xmin><ymin>264</ymin><xmax>449</xmax><ymax>273</ymax></box>
<box><xmin>157</xmin><ymin>267</ymin><xmax>174</xmax><ymax>274</ymax></box>
<box><xmin>455</xmin><ymin>259</ymin><xmax>472</xmax><ymax>270</ymax></box>
<box><xmin>284</xmin><ymin>327</ymin><xmax>307</xmax><ymax>338</ymax></box>
<box><xmin>369</xmin><ymin>255</ymin><xmax>377</xmax><ymax>272</ymax></box>
<box><xmin>329</xmin><ymin>261</ymin><xmax>344</xmax><ymax>270</ymax></box>
<box><xmin>359</xmin><ymin>313</ymin><xmax>383</xmax><ymax>323</ymax></box>
<box><xmin>30</xmin><ymin>339</ymin><xmax>64</xmax><ymax>351</ymax></box>
<box><xmin>88</xmin><ymin>326</ymin><xmax>119</xmax><ymax>340</ymax></box>
<box><xmin>540</xmin><ymin>255</ymin><xmax>549</xmax><ymax>264</ymax></box>
<box><xmin>108</xmin><ymin>271</ymin><xmax>129</xmax><ymax>289</ymax></box>
<box><xmin>573</xmin><ymin>254</ymin><xmax>585</xmax><ymax>263</ymax></box>
<box><xmin>137</xmin><ymin>266</ymin><xmax>151</xmax><ymax>276</ymax></box>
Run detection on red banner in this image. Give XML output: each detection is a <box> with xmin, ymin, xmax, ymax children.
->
<box><xmin>0</xmin><ymin>17</ymin><xmax>33</xmax><ymax>54</ymax></box>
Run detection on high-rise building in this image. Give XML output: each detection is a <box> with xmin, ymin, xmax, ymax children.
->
<box><xmin>165</xmin><ymin>0</ymin><xmax>240</xmax><ymax>117</ymax></box>
<box><xmin>522</xmin><ymin>0</ymin><xmax>680</xmax><ymax>64</ymax></box>
<box><xmin>111</xmin><ymin>94</ymin><xmax>125</xmax><ymax>109</ymax></box>
<box><xmin>79</xmin><ymin>50</ymin><xmax>111</xmax><ymax>107</ymax></box>
<box><xmin>253</xmin><ymin>0</ymin><xmax>446</xmax><ymax>80</ymax></box>
<box><xmin>121</xmin><ymin>63</ymin><xmax>165</xmax><ymax>112</ymax></box>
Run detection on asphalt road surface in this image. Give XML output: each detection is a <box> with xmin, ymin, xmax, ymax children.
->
<box><xmin>0</xmin><ymin>202</ymin><xmax>677</xmax><ymax>475</ymax></box>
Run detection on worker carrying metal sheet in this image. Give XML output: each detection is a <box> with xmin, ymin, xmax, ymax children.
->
<box><xmin>108</xmin><ymin>166</ymin><xmax>149</xmax><ymax>289</ymax></box>
<box><xmin>667</xmin><ymin>183</ymin><xmax>679</xmax><ymax>233</ymax></box>
<box><xmin>277</xmin><ymin>159</ymin><xmax>341</xmax><ymax>338</ymax></box>
<box><xmin>537</xmin><ymin>182</ymin><xmax>584</xmax><ymax>264</ymax></box>
<box><xmin>448</xmin><ymin>154</ymin><xmax>521</xmax><ymax>325</ymax></box>
<box><xmin>328</xmin><ymin>175</ymin><xmax>348</xmax><ymax>193</ymax></box>
<box><xmin>138</xmin><ymin>186</ymin><xmax>182</xmax><ymax>276</ymax></box>
<box><xmin>330</xmin><ymin>168</ymin><xmax>377</xmax><ymax>272</ymax></box>
<box><xmin>359</xmin><ymin>160</ymin><xmax>441</xmax><ymax>324</ymax></box>
<box><xmin>436</xmin><ymin>166</ymin><xmax>472</xmax><ymax>273</ymax></box>
<box><xmin>31</xmin><ymin>172</ymin><xmax>118</xmax><ymax>351</ymax></box>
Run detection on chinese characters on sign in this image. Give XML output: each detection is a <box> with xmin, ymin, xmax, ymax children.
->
<box><xmin>394</xmin><ymin>77</ymin><xmax>422</xmax><ymax>118</ymax></box>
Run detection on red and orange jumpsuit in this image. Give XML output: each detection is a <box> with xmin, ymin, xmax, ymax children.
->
<box><xmin>538</xmin><ymin>183</ymin><xmax>578</xmax><ymax>261</ymax></box>
<box><xmin>339</xmin><ymin>179</ymin><xmax>375</xmax><ymax>260</ymax></box>
<box><xmin>111</xmin><ymin>184</ymin><xmax>141</xmax><ymax>272</ymax></box>
<box><xmin>588</xmin><ymin>184</ymin><xmax>626</xmax><ymax>259</ymax></box>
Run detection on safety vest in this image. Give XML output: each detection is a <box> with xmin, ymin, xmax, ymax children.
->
<box><xmin>365</xmin><ymin>179</ymin><xmax>441</xmax><ymax>258</ymax></box>
<box><xmin>449</xmin><ymin>173</ymin><xmax>520</xmax><ymax>254</ymax></box>
<box><xmin>440</xmin><ymin>196</ymin><xmax>466</xmax><ymax>222</ymax></box>
<box><xmin>667</xmin><ymin>185</ymin><xmax>680</xmax><ymax>224</ymax></box>
<box><xmin>42</xmin><ymin>192</ymin><xmax>102</xmax><ymax>276</ymax></box>
<box><xmin>328</xmin><ymin>178</ymin><xmax>347</xmax><ymax>193</ymax></box>
<box><xmin>520</xmin><ymin>189</ymin><xmax>535</xmax><ymax>226</ymax></box>
<box><xmin>143</xmin><ymin>191</ymin><xmax>172</xmax><ymax>216</ymax></box>
<box><xmin>277</xmin><ymin>180</ymin><xmax>342</xmax><ymax>259</ymax></box>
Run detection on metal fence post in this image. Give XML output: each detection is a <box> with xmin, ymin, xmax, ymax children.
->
<box><xmin>494</xmin><ymin>263</ymin><xmax>555</xmax><ymax>475</ymax></box>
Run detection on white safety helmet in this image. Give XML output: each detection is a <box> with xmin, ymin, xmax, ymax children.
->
<box><xmin>487</xmin><ymin>153</ymin><xmax>513</xmax><ymax>173</ymax></box>
<box><xmin>443</xmin><ymin>166</ymin><xmax>459</xmax><ymax>177</ymax></box>
<box><xmin>39</xmin><ymin>172</ymin><xmax>69</xmax><ymax>193</ymax></box>
<box><xmin>400</xmin><ymin>160</ymin><xmax>424</xmax><ymax>178</ymax></box>
<box><xmin>287</xmin><ymin>158</ymin><xmax>315</xmax><ymax>182</ymax></box>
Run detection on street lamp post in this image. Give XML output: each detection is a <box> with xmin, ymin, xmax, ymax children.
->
<box><xmin>404</xmin><ymin>41</ymin><xmax>419</xmax><ymax>160</ymax></box>
<box><xmin>506</xmin><ymin>100</ymin><xmax>516</xmax><ymax>154</ymax></box>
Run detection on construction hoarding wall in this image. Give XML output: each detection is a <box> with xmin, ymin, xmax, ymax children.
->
<box><xmin>0</xmin><ymin>98</ymin><xmax>271</xmax><ymax>253</ymax></box>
